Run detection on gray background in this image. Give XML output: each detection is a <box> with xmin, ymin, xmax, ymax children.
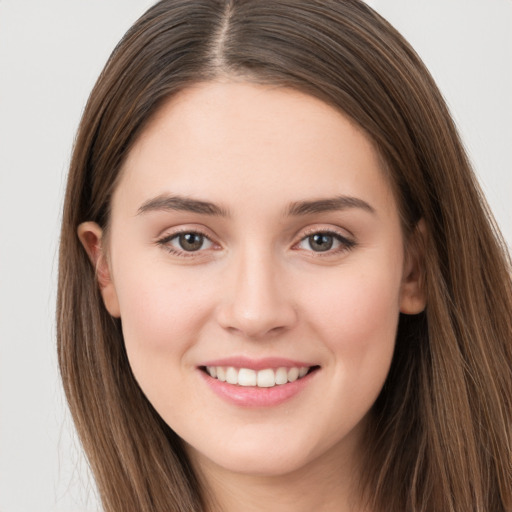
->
<box><xmin>0</xmin><ymin>1</ymin><xmax>510</xmax><ymax>511</ymax></box>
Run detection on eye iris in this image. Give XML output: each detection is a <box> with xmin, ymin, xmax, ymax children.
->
<box><xmin>179</xmin><ymin>233</ymin><xmax>204</xmax><ymax>251</ymax></box>
<box><xmin>309</xmin><ymin>234</ymin><xmax>333</xmax><ymax>252</ymax></box>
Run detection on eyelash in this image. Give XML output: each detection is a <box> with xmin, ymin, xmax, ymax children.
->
<box><xmin>156</xmin><ymin>229</ymin><xmax>215</xmax><ymax>258</ymax></box>
<box><xmin>295</xmin><ymin>229</ymin><xmax>356</xmax><ymax>256</ymax></box>
<box><xmin>156</xmin><ymin>228</ymin><xmax>356</xmax><ymax>258</ymax></box>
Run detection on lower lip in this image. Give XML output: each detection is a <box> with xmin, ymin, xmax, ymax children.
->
<box><xmin>198</xmin><ymin>369</ymin><xmax>318</xmax><ymax>408</ymax></box>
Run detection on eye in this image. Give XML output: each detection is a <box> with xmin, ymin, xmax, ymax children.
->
<box><xmin>296</xmin><ymin>231</ymin><xmax>355</xmax><ymax>253</ymax></box>
<box><xmin>174</xmin><ymin>232</ymin><xmax>211</xmax><ymax>252</ymax></box>
<box><xmin>157</xmin><ymin>231</ymin><xmax>215</xmax><ymax>254</ymax></box>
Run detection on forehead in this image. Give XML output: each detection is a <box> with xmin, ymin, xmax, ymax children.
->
<box><xmin>113</xmin><ymin>81</ymin><xmax>396</xmax><ymax>218</ymax></box>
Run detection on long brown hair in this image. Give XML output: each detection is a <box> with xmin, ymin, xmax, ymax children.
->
<box><xmin>57</xmin><ymin>1</ymin><xmax>512</xmax><ymax>510</ymax></box>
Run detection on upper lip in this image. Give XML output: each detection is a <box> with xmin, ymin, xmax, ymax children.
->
<box><xmin>199</xmin><ymin>356</ymin><xmax>317</xmax><ymax>371</ymax></box>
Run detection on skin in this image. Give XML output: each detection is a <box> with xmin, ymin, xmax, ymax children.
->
<box><xmin>79</xmin><ymin>81</ymin><xmax>425</xmax><ymax>512</ymax></box>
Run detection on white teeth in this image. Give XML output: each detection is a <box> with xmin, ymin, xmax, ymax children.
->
<box><xmin>287</xmin><ymin>367</ymin><xmax>299</xmax><ymax>382</ymax></box>
<box><xmin>275</xmin><ymin>367</ymin><xmax>288</xmax><ymax>385</ymax></box>
<box><xmin>257</xmin><ymin>369</ymin><xmax>275</xmax><ymax>388</ymax></box>
<box><xmin>238</xmin><ymin>368</ymin><xmax>257</xmax><ymax>387</ymax></box>
<box><xmin>205</xmin><ymin>365</ymin><xmax>311</xmax><ymax>387</ymax></box>
<box><xmin>216</xmin><ymin>367</ymin><xmax>226</xmax><ymax>382</ymax></box>
<box><xmin>226</xmin><ymin>367</ymin><xmax>238</xmax><ymax>384</ymax></box>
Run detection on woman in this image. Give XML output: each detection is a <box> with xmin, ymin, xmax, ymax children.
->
<box><xmin>57</xmin><ymin>1</ymin><xmax>512</xmax><ymax>511</ymax></box>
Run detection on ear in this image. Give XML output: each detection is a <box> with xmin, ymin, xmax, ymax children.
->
<box><xmin>399</xmin><ymin>219</ymin><xmax>427</xmax><ymax>315</ymax></box>
<box><xmin>77</xmin><ymin>221</ymin><xmax>121</xmax><ymax>318</ymax></box>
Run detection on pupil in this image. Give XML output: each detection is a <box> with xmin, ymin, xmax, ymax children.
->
<box><xmin>179</xmin><ymin>233</ymin><xmax>203</xmax><ymax>251</ymax></box>
<box><xmin>310</xmin><ymin>234</ymin><xmax>333</xmax><ymax>252</ymax></box>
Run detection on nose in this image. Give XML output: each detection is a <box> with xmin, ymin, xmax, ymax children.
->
<box><xmin>216</xmin><ymin>248</ymin><xmax>298</xmax><ymax>339</ymax></box>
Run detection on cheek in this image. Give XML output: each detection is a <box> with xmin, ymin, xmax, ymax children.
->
<box><xmin>306</xmin><ymin>267</ymin><xmax>401</xmax><ymax>343</ymax></box>
<box><xmin>301</xmin><ymin>264</ymin><xmax>402</xmax><ymax>401</ymax></box>
<box><xmin>112</xmin><ymin>261</ymin><xmax>215</xmax><ymax>374</ymax></box>
<box><xmin>297</xmin><ymin>267</ymin><xmax>402</xmax><ymax>438</ymax></box>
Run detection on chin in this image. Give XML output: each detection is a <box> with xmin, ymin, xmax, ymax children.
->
<box><xmin>198</xmin><ymin>447</ymin><xmax>314</xmax><ymax>478</ymax></box>
<box><xmin>184</xmin><ymin>425</ymin><xmax>346</xmax><ymax>480</ymax></box>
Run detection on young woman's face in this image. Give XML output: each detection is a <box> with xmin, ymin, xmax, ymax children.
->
<box><xmin>83</xmin><ymin>82</ymin><xmax>424</xmax><ymax>480</ymax></box>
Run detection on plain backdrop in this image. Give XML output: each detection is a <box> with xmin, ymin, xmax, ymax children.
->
<box><xmin>0</xmin><ymin>1</ymin><xmax>510</xmax><ymax>511</ymax></box>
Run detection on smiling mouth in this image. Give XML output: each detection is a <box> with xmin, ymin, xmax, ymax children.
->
<box><xmin>201</xmin><ymin>366</ymin><xmax>319</xmax><ymax>388</ymax></box>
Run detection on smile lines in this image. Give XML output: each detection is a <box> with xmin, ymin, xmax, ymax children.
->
<box><xmin>204</xmin><ymin>366</ymin><xmax>314</xmax><ymax>388</ymax></box>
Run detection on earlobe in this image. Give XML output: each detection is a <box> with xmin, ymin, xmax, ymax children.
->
<box><xmin>77</xmin><ymin>221</ymin><xmax>121</xmax><ymax>318</ymax></box>
<box><xmin>399</xmin><ymin>219</ymin><xmax>427</xmax><ymax>315</ymax></box>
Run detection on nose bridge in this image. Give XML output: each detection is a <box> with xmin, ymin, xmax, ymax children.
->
<box><xmin>217</xmin><ymin>242</ymin><xmax>296</xmax><ymax>338</ymax></box>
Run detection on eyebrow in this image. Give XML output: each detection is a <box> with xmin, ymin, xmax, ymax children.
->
<box><xmin>286</xmin><ymin>196</ymin><xmax>376</xmax><ymax>216</ymax></box>
<box><xmin>137</xmin><ymin>194</ymin><xmax>229</xmax><ymax>217</ymax></box>
<box><xmin>137</xmin><ymin>193</ymin><xmax>375</xmax><ymax>218</ymax></box>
